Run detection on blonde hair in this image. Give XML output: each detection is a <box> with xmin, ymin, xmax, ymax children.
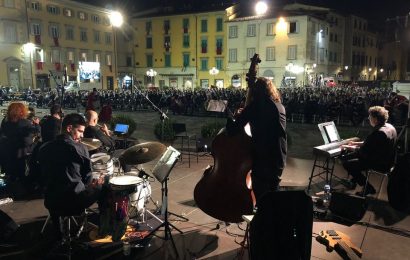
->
<box><xmin>7</xmin><ymin>102</ymin><xmax>28</xmax><ymax>122</ymax></box>
<box><xmin>369</xmin><ymin>106</ymin><xmax>389</xmax><ymax>124</ymax></box>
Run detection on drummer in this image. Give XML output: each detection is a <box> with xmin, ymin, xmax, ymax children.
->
<box><xmin>84</xmin><ymin>110</ymin><xmax>115</xmax><ymax>154</ymax></box>
<box><xmin>38</xmin><ymin>113</ymin><xmax>105</xmax><ymax>240</ymax></box>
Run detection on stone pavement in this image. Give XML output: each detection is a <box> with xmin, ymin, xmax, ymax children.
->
<box><xmin>0</xmin><ymin>107</ymin><xmax>409</xmax><ymax>259</ymax></box>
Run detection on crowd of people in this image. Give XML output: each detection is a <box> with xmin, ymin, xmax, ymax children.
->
<box><xmin>1</xmin><ymin>84</ymin><xmax>408</xmax><ymax>127</ymax></box>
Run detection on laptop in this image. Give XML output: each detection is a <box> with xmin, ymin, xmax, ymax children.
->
<box><xmin>114</xmin><ymin>123</ymin><xmax>129</xmax><ymax>135</ymax></box>
<box><xmin>317</xmin><ymin>121</ymin><xmax>341</xmax><ymax>144</ymax></box>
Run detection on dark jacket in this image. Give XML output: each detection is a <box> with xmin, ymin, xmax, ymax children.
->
<box><xmin>359</xmin><ymin>122</ymin><xmax>397</xmax><ymax>171</ymax></box>
<box><xmin>227</xmin><ymin>96</ymin><xmax>287</xmax><ymax>178</ymax></box>
<box><xmin>39</xmin><ymin>134</ymin><xmax>92</xmax><ymax>209</ymax></box>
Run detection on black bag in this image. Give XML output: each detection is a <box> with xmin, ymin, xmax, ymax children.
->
<box><xmin>387</xmin><ymin>153</ymin><xmax>410</xmax><ymax>212</ymax></box>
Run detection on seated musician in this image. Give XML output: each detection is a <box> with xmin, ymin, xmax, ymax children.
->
<box><xmin>226</xmin><ymin>78</ymin><xmax>287</xmax><ymax>203</ymax></box>
<box><xmin>84</xmin><ymin>110</ymin><xmax>115</xmax><ymax>153</ymax></box>
<box><xmin>38</xmin><ymin>113</ymin><xmax>104</xmax><ymax>239</ymax></box>
<box><xmin>341</xmin><ymin>106</ymin><xmax>397</xmax><ymax>196</ymax></box>
<box><xmin>40</xmin><ymin>104</ymin><xmax>63</xmax><ymax>143</ymax></box>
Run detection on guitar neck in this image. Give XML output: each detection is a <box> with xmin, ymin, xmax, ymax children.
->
<box><xmin>336</xmin><ymin>241</ymin><xmax>361</xmax><ymax>260</ymax></box>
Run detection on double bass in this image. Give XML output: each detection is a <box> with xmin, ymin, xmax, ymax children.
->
<box><xmin>194</xmin><ymin>54</ymin><xmax>261</xmax><ymax>223</ymax></box>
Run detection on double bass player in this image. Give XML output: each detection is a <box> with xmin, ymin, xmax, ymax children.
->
<box><xmin>226</xmin><ymin>77</ymin><xmax>287</xmax><ymax>203</ymax></box>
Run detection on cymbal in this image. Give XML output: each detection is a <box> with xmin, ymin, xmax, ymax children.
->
<box><xmin>81</xmin><ymin>138</ymin><xmax>102</xmax><ymax>151</ymax></box>
<box><xmin>119</xmin><ymin>142</ymin><xmax>166</xmax><ymax>165</ymax></box>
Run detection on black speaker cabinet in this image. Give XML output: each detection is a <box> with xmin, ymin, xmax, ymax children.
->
<box><xmin>329</xmin><ymin>192</ymin><xmax>367</xmax><ymax>222</ymax></box>
<box><xmin>0</xmin><ymin>209</ymin><xmax>18</xmax><ymax>241</ymax></box>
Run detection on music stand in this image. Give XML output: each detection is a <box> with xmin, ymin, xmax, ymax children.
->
<box><xmin>150</xmin><ymin>146</ymin><xmax>187</xmax><ymax>258</ymax></box>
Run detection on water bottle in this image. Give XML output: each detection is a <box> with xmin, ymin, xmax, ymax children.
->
<box><xmin>323</xmin><ymin>184</ymin><xmax>331</xmax><ymax>207</ymax></box>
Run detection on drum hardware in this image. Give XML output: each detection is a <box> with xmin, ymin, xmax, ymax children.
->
<box><xmin>119</xmin><ymin>142</ymin><xmax>166</xmax><ymax>165</ymax></box>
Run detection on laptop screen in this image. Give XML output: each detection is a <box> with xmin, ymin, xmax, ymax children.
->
<box><xmin>114</xmin><ymin>124</ymin><xmax>129</xmax><ymax>134</ymax></box>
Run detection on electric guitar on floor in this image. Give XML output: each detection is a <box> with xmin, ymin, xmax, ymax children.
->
<box><xmin>316</xmin><ymin>230</ymin><xmax>362</xmax><ymax>260</ymax></box>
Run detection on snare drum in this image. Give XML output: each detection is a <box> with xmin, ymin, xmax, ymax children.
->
<box><xmin>109</xmin><ymin>175</ymin><xmax>144</xmax><ymax>191</ymax></box>
<box><xmin>91</xmin><ymin>153</ymin><xmax>114</xmax><ymax>175</ymax></box>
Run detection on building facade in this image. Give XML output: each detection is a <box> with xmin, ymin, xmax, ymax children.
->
<box><xmin>0</xmin><ymin>0</ymin><xmax>118</xmax><ymax>91</ymax></box>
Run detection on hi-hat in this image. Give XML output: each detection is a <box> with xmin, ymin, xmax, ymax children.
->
<box><xmin>81</xmin><ymin>138</ymin><xmax>102</xmax><ymax>151</ymax></box>
<box><xmin>120</xmin><ymin>142</ymin><xmax>166</xmax><ymax>165</ymax></box>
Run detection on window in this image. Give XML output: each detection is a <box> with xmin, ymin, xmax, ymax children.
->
<box><xmin>80</xmin><ymin>29</ymin><xmax>87</xmax><ymax>42</ymax></box>
<box><xmin>183</xmin><ymin>35</ymin><xmax>189</xmax><ymax>48</ymax></box>
<box><xmin>183</xmin><ymin>18</ymin><xmax>189</xmax><ymax>32</ymax></box>
<box><xmin>164</xmin><ymin>20</ymin><xmax>170</xmax><ymax>33</ymax></box>
<box><xmin>183</xmin><ymin>53</ymin><xmax>190</xmax><ymax>67</ymax></box>
<box><xmin>287</xmin><ymin>45</ymin><xmax>297</xmax><ymax>60</ymax></box>
<box><xmin>63</xmin><ymin>8</ymin><xmax>73</xmax><ymax>17</ymax></box>
<box><xmin>247</xmin><ymin>24</ymin><xmax>256</xmax><ymax>37</ymax></box>
<box><xmin>50</xmin><ymin>25</ymin><xmax>59</xmax><ymax>38</ymax></box>
<box><xmin>51</xmin><ymin>49</ymin><xmax>60</xmax><ymax>63</ymax></box>
<box><xmin>32</xmin><ymin>23</ymin><xmax>41</xmax><ymax>35</ymax></box>
<box><xmin>4</xmin><ymin>0</ymin><xmax>15</xmax><ymax>8</ymax></box>
<box><xmin>334</xmin><ymin>52</ymin><xmax>337</xmax><ymax>62</ymax></box>
<box><xmin>247</xmin><ymin>48</ymin><xmax>256</xmax><ymax>59</ymax></box>
<box><xmin>267</xmin><ymin>23</ymin><xmax>275</xmax><ymax>35</ymax></box>
<box><xmin>334</xmin><ymin>34</ymin><xmax>338</xmax><ymax>43</ymax></box>
<box><xmin>47</xmin><ymin>5</ymin><xmax>59</xmax><ymax>15</ymax></box>
<box><xmin>78</xmin><ymin>11</ymin><xmax>87</xmax><ymax>21</ymax></box>
<box><xmin>80</xmin><ymin>51</ymin><xmax>88</xmax><ymax>61</ymax></box>
<box><xmin>229</xmin><ymin>48</ymin><xmax>237</xmax><ymax>62</ymax></box>
<box><xmin>216</xmin><ymin>38</ymin><xmax>223</xmax><ymax>55</ymax></box>
<box><xmin>330</xmin><ymin>33</ymin><xmax>333</xmax><ymax>42</ymax></box>
<box><xmin>94</xmin><ymin>52</ymin><xmax>101</xmax><ymax>62</ymax></box>
<box><xmin>105</xmin><ymin>32</ymin><xmax>112</xmax><ymax>44</ymax></box>
<box><xmin>66</xmin><ymin>26</ymin><xmax>74</xmax><ymax>40</ymax></box>
<box><xmin>4</xmin><ymin>23</ymin><xmax>17</xmax><ymax>43</ymax></box>
<box><xmin>200</xmin><ymin>58</ymin><xmax>208</xmax><ymax>71</ymax></box>
<box><xmin>92</xmin><ymin>15</ymin><xmax>100</xmax><ymax>24</ymax></box>
<box><xmin>201</xmin><ymin>38</ymin><xmax>207</xmax><ymax>53</ymax></box>
<box><xmin>126</xmin><ymin>56</ymin><xmax>132</xmax><ymax>67</ymax></box>
<box><xmin>266</xmin><ymin>47</ymin><xmax>275</xmax><ymax>61</ymax></box>
<box><xmin>146</xmin><ymin>54</ymin><xmax>153</xmax><ymax>67</ymax></box>
<box><xmin>165</xmin><ymin>54</ymin><xmax>171</xmax><ymax>67</ymax></box>
<box><xmin>164</xmin><ymin>36</ymin><xmax>171</xmax><ymax>49</ymax></box>
<box><xmin>106</xmin><ymin>53</ymin><xmax>112</xmax><ymax>66</ymax></box>
<box><xmin>216</xmin><ymin>18</ymin><xmax>223</xmax><ymax>32</ymax></box>
<box><xmin>215</xmin><ymin>58</ymin><xmax>223</xmax><ymax>70</ymax></box>
<box><xmin>289</xmin><ymin>22</ymin><xmax>298</xmax><ymax>34</ymax></box>
<box><xmin>67</xmin><ymin>50</ymin><xmax>74</xmax><ymax>62</ymax></box>
<box><xmin>310</xmin><ymin>45</ymin><xmax>315</xmax><ymax>60</ymax></box>
<box><xmin>146</xmin><ymin>37</ymin><xmax>152</xmax><ymax>48</ymax></box>
<box><xmin>31</xmin><ymin>2</ymin><xmax>40</xmax><ymax>11</ymax></box>
<box><xmin>229</xmin><ymin>26</ymin><xmax>238</xmax><ymax>38</ymax></box>
<box><xmin>319</xmin><ymin>48</ymin><xmax>324</xmax><ymax>62</ymax></box>
<box><xmin>311</xmin><ymin>22</ymin><xmax>316</xmax><ymax>35</ymax></box>
<box><xmin>94</xmin><ymin>31</ymin><xmax>100</xmax><ymax>43</ymax></box>
<box><xmin>146</xmin><ymin>21</ymin><xmax>152</xmax><ymax>34</ymax></box>
<box><xmin>201</xmin><ymin>19</ymin><xmax>207</xmax><ymax>33</ymax></box>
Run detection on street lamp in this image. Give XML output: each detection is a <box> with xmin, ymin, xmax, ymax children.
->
<box><xmin>255</xmin><ymin>1</ymin><xmax>268</xmax><ymax>16</ymax></box>
<box><xmin>146</xmin><ymin>69</ymin><xmax>157</xmax><ymax>87</ymax></box>
<box><xmin>109</xmin><ymin>11</ymin><xmax>123</xmax><ymax>90</ymax></box>
<box><xmin>209</xmin><ymin>67</ymin><xmax>219</xmax><ymax>87</ymax></box>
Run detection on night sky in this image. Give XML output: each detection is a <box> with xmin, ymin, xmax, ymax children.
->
<box><xmin>76</xmin><ymin>0</ymin><xmax>410</xmax><ymax>22</ymax></box>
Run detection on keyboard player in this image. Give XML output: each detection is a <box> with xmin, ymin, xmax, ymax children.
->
<box><xmin>340</xmin><ymin>106</ymin><xmax>397</xmax><ymax>197</ymax></box>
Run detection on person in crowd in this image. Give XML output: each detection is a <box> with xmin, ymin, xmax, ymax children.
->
<box><xmin>0</xmin><ymin>102</ymin><xmax>40</xmax><ymax>187</ymax></box>
<box><xmin>84</xmin><ymin>110</ymin><xmax>115</xmax><ymax>153</ymax></box>
<box><xmin>341</xmin><ymin>106</ymin><xmax>397</xmax><ymax>196</ymax></box>
<box><xmin>99</xmin><ymin>100</ymin><xmax>113</xmax><ymax>123</ymax></box>
<box><xmin>38</xmin><ymin>113</ymin><xmax>104</xmax><ymax>239</ymax></box>
<box><xmin>40</xmin><ymin>104</ymin><xmax>63</xmax><ymax>143</ymax></box>
<box><xmin>86</xmin><ymin>88</ymin><xmax>100</xmax><ymax>111</ymax></box>
<box><xmin>226</xmin><ymin>78</ymin><xmax>287</xmax><ymax>203</ymax></box>
<box><xmin>384</xmin><ymin>92</ymin><xmax>409</xmax><ymax>125</ymax></box>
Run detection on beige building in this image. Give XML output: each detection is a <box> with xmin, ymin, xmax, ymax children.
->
<box><xmin>0</xmin><ymin>0</ymin><xmax>118</xmax><ymax>91</ymax></box>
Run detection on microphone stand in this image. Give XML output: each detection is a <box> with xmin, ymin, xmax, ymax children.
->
<box><xmin>133</xmin><ymin>84</ymin><xmax>168</xmax><ymax>141</ymax></box>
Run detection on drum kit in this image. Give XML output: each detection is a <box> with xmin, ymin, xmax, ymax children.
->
<box><xmin>82</xmin><ymin>139</ymin><xmax>167</xmax><ymax>241</ymax></box>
